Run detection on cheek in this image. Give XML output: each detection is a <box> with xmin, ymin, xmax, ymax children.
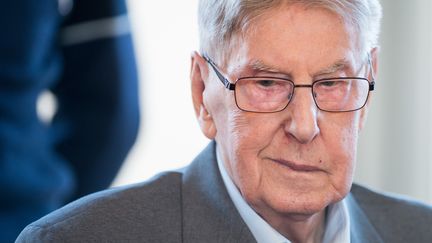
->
<box><xmin>323</xmin><ymin>112</ymin><xmax>361</xmax><ymax>194</ymax></box>
<box><xmin>218</xmin><ymin>108</ymin><xmax>279</xmax><ymax>152</ymax></box>
<box><xmin>337</xmin><ymin>113</ymin><xmax>360</xmax><ymax>158</ymax></box>
<box><xmin>219</xmin><ymin>111</ymin><xmax>261</xmax><ymax>172</ymax></box>
<box><xmin>218</xmin><ymin>112</ymin><xmax>280</xmax><ymax>192</ymax></box>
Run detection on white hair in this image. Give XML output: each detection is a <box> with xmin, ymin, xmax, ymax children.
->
<box><xmin>198</xmin><ymin>0</ymin><xmax>382</xmax><ymax>65</ymax></box>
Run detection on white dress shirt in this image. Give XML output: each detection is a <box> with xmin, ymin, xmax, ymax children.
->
<box><xmin>216</xmin><ymin>147</ymin><xmax>351</xmax><ymax>243</ymax></box>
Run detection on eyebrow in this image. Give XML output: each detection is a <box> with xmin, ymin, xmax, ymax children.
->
<box><xmin>249</xmin><ymin>59</ymin><xmax>284</xmax><ymax>74</ymax></box>
<box><xmin>314</xmin><ymin>59</ymin><xmax>351</xmax><ymax>77</ymax></box>
<box><xmin>246</xmin><ymin>58</ymin><xmax>352</xmax><ymax>78</ymax></box>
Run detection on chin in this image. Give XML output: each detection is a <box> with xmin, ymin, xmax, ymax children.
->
<box><xmin>280</xmin><ymin>198</ymin><xmax>329</xmax><ymax>216</ymax></box>
<box><xmin>263</xmin><ymin>187</ymin><xmax>345</xmax><ymax>217</ymax></box>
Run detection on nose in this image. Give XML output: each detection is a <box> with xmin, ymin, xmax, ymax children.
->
<box><xmin>283</xmin><ymin>88</ymin><xmax>320</xmax><ymax>144</ymax></box>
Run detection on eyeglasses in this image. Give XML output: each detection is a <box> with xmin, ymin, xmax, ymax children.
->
<box><xmin>203</xmin><ymin>55</ymin><xmax>375</xmax><ymax>113</ymax></box>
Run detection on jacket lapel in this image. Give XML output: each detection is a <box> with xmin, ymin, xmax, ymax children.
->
<box><xmin>346</xmin><ymin>193</ymin><xmax>383</xmax><ymax>243</ymax></box>
<box><xmin>181</xmin><ymin>141</ymin><xmax>256</xmax><ymax>243</ymax></box>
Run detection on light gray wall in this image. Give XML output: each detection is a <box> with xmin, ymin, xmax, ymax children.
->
<box><xmin>355</xmin><ymin>0</ymin><xmax>432</xmax><ymax>203</ymax></box>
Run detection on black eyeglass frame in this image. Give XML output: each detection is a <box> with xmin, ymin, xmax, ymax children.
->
<box><xmin>203</xmin><ymin>54</ymin><xmax>375</xmax><ymax>113</ymax></box>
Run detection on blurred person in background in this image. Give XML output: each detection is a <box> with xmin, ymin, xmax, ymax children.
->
<box><xmin>0</xmin><ymin>0</ymin><xmax>139</xmax><ymax>241</ymax></box>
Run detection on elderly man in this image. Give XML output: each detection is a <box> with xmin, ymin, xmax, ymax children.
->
<box><xmin>16</xmin><ymin>0</ymin><xmax>432</xmax><ymax>242</ymax></box>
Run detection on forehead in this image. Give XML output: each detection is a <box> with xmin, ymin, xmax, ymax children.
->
<box><xmin>225</xmin><ymin>4</ymin><xmax>360</xmax><ymax>76</ymax></box>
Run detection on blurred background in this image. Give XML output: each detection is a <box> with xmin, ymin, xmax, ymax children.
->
<box><xmin>113</xmin><ymin>0</ymin><xmax>432</xmax><ymax>203</ymax></box>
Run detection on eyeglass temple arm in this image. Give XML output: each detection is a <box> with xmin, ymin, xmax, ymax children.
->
<box><xmin>203</xmin><ymin>55</ymin><xmax>236</xmax><ymax>90</ymax></box>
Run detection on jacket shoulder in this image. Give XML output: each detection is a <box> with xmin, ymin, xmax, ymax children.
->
<box><xmin>16</xmin><ymin>172</ymin><xmax>183</xmax><ymax>243</ymax></box>
<box><xmin>351</xmin><ymin>183</ymin><xmax>432</xmax><ymax>242</ymax></box>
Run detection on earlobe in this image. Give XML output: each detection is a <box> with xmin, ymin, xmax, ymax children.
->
<box><xmin>190</xmin><ymin>51</ymin><xmax>217</xmax><ymax>139</ymax></box>
<box><xmin>198</xmin><ymin>105</ymin><xmax>217</xmax><ymax>139</ymax></box>
<box><xmin>359</xmin><ymin>101</ymin><xmax>370</xmax><ymax>131</ymax></box>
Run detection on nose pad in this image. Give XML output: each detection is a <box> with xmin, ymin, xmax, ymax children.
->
<box><xmin>287</xmin><ymin>93</ymin><xmax>293</xmax><ymax>101</ymax></box>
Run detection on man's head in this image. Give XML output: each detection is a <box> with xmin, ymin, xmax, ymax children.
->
<box><xmin>191</xmin><ymin>0</ymin><xmax>382</xmax><ymax>227</ymax></box>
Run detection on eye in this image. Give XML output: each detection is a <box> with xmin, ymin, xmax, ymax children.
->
<box><xmin>256</xmin><ymin>79</ymin><xmax>276</xmax><ymax>87</ymax></box>
<box><xmin>319</xmin><ymin>80</ymin><xmax>339</xmax><ymax>87</ymax></box>
<box><xmin>315</xmin><ymin>80</ymin><xmax>350</xmax><ymax>90</ymax></box>
<box><xmin>257</xmin><ymin>79</ymin><xmax>274</xmax><ymax>87</ymax></box>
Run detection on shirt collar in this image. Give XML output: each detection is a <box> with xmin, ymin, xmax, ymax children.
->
<box><xmin>216</xmin><ymin>145</ymin><xmax>351</xmax><ymax>243</ymax></box>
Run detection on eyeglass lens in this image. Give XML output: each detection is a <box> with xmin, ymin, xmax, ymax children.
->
<box><xmin>234</xmin><ymin>78</ymin><xmax>370</xmax><ymax>112</ymax></box>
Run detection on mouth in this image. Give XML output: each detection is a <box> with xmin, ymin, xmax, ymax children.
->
<box><xmin>271</xmin><ymin>158</ymin><xmax>323</xmax><ymax>172</ymax></box>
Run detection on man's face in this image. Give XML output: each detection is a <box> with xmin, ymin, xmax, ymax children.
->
<box><xmin>192</xmin><ymin>4</ymin><xmax>372</xmax><ymax>221</ymax></box>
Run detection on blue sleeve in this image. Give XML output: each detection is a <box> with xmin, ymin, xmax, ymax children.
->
<box><xmin>52</xmin><ymin>0</ymin><xmax>140</xmax><ymax>201</ymax></box>
<box><xmin>0</xmin><ymin>0</ymin><xmax>139</xmax><ymax>242</ymax></box>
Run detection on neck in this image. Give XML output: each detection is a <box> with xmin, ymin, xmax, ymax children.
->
<box><xmin>260</xmin><ymin>208</ymin><xmax>326</xmax><ymax>243</ymax></box>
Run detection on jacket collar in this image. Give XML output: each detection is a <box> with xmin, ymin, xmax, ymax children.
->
<box><xmin>346</xmin><ymin>191</ymin><xmax>383</xmax><ymax>243</ymax></box>
<box><xmin>181</xmin><ymin>141</ymin><xmax>256</xmax><ymax>243</ymax></box>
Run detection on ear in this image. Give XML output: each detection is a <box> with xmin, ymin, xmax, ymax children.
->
<box><xmin>370</xmin><ymin>47</ymin><xmax>379</xmax><ymax>80</ymax></box>
<box><xmin>190</xmin><ymin>51</ymin><xmax>217</xmax><ymax>139</ymax></box>
<box><xmin>359</xmin><ymin>47</ymin><xmax>379</xmax><ymax>131</ymax></box>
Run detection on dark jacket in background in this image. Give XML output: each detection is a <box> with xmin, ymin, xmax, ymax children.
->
<box><xmin>0</xmin><ymin>0</ymin><xmax>140</xmax><ymax>241</ymax></box>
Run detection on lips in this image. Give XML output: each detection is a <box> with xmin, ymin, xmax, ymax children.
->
<box><xmin>271</xmin><ymin>158</ymin><xmax>323</xmax><ymax>172</ymax></box>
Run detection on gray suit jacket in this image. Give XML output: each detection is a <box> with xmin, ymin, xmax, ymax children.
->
<box><xmin>16</xmin><ymin>142</ymin><xmax>432</xmax><ymax>242</ymax></box>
